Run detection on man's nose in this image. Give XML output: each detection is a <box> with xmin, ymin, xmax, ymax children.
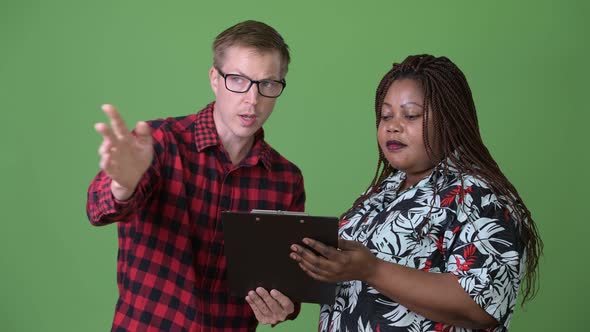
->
<box><xmin>245</xmin><ymin>83</ymin><xmax>260</xmax><ymax>105</ymax></box>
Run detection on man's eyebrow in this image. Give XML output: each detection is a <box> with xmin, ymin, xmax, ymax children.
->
<box><xmin>231</xmin><ymin>70</ymin><xmax>280</xmax><ymax>81</ymax></box>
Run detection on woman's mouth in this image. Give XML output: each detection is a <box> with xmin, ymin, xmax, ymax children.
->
<box><xmin>386</xmin><ymin>140</ymin><xmax>406</xmax><ymax>151</ymax></box>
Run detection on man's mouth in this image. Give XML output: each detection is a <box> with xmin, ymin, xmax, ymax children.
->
<box><xmin>239</xmin><ymin>114</ymin><xmax>257</xmax><ymax>126</ymax></box>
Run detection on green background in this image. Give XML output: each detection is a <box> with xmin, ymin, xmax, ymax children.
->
<box><xmin>1</xmin><ymin>0</ymin><xmax>588</xmax><ymax>331</ymax></box>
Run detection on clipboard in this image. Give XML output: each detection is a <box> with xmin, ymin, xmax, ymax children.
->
<box><xmin>221</xmin><ymin>210</ymin><xmax>338</xmax><ymax>304</ymax></box>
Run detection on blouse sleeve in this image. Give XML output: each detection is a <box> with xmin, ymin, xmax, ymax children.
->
<box><xmin>444</xmin><ymin>190</ymin><xmax>525</xmax><ymax>329</ymax></box>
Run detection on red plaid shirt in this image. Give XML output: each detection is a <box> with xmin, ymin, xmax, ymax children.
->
<box><xmin>87</xmin><ymin>102</ymin><xmax>306</xmax><ymax>331</ymax></box>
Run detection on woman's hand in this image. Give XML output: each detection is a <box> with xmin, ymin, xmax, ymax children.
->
<box><xmin>290</xmin><ymin>238</ymin><xmax>379</xmax><ymax>283</ymax></box>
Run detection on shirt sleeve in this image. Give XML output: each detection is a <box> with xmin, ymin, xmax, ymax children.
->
<box><xmin>445</xmin><ymin>193</ymin><xmax>524</xmax><ymax>329</ymax></box>
<box><xmin>287</xmin><ymin>173</ymin><xmax>306</xmax><ymax>213</ymax></box>
<box><xmin>85</xmin><ymin>123</ymin><xmax>165</xmax><ymax>226</ymax></box>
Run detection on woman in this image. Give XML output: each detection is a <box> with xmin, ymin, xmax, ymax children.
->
<box><xmin>290</xmin><ymin>54</ymin><xmax>542</xmax><ymax>332</ymax></box>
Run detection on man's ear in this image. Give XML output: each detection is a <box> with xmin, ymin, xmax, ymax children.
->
<box><xmin>209</xmin><ymin>66</ymin><xmax>219</xmax><ymax>96</ymax></box>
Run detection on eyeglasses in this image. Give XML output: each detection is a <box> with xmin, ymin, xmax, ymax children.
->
<box><xmin>216</xmin><ymin>68</ymin><xmax>286</xmax><ymax>98</ymax></box>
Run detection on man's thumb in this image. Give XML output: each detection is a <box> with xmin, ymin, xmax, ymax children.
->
<box><xmin>135</xmin><ymin>121</ymin><xmax>152</xmax><ymax>143</ymax></box>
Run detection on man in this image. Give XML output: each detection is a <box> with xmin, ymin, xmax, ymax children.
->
<box><xmin>87</xmin><ymin>20</ymin><xmax>304</xmax><ymax>331</ymax></box>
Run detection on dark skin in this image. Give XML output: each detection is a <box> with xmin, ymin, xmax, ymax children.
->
<box><xmin>290</xmin><ymin>238</ymin><xmax>498</xmax><ymax>330</ymax></box>
<box><xmin>290</xmin><ymin>78</ymin><xmax>497</xmax><ymax>329</ymax></box>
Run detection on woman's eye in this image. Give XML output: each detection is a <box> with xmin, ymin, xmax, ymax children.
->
<box><xmin>405</xmin><ymin>114</ymin><xmax>421</xmax><ymax>120</ymax></box>
<box><xmin>381</xmin><ymin>115</ymin><xmax>392</xmax><ymax>121</ymax></box>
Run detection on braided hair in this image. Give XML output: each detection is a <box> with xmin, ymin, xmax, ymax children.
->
<box><xmin>342</xmin><ymin>54</ymin><xmax>542</xmax><ymax>304</ymax></box>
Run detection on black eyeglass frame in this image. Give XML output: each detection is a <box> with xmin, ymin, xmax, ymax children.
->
<box><xmin>216</xmin><ymin>67</ymin><xmax>287</xmax><ymax>98</ymax></box>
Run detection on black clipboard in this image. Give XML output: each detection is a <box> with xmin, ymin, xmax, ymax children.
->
<box><xmin>221</xmin><ymin>210</ymin><xmax>338</xmax><ymax>304</ymax></box>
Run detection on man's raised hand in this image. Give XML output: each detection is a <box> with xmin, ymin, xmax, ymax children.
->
<box><xmin>94</xmin><ymin>104</ymin><xmax>153</xmax><ymax>201</ymax></box>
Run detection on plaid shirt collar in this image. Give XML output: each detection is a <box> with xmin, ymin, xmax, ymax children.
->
<box><xmin>195</xmin><ymin>102</ymin><xmax>272</xmax><ymax>170</ymax></box>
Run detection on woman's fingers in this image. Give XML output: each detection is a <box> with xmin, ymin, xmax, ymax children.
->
<box><xmin>302</xmin><ymin>238</ymin><xmax>341</xmax><ymax>259</ymax></box>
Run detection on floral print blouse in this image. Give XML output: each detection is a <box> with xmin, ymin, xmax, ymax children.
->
<box><xmin>320</xmin><ymin>160</ymin><xmax>525</xmax><ymax>332</ymax></box>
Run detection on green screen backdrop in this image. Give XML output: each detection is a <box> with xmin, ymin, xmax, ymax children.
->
<box><xmin>1</xmin><ymin>0</ymin><xmax>587</xmax><ymax>331</ymax></box>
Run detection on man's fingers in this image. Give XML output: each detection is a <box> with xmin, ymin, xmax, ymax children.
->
<box><xmin>99</xmin><ymin>153</ymin><xmax>113</xmax><ymax>171</ymax></box>
<box><xmin>247</xmin><ymin>290</ymin><xmax>271</xmax><ymax>316</ymax></box>
<box><xmin>101</xmin><ymin>104</ymin><xmax>131</xmax><ymax>139</ymax></box>
<box><xmin>256</xmin><ymin>287</ymin><xmax>283</xmax><ymax>314</ymax></box>
<box><xmin>269</xmin><ymin>289</ymin><xmax>294</xmax><ymax>313</ymax></box>
<box><xmin>134</xmin><ymin>121</ymin><xmax>153</xmax><ymax>146</ymax></box>
<box><xmin>98</xmin><ymin>138</ymin><xmax>113</xmax><ymax>155</ymax></box>
<box><xmin>95</xmin><ymin>122</ymin><xmax>117</xmax><ymax>142</ymax></box>
<box><xmin>245</xmin><ymin>296</ymin><xmax>269</xmax><ymax>324</ymax></box>
<box><xmin>135</xmin><ymin>121</ymin><xmax>151</xmax><ymax>137</ymax></box>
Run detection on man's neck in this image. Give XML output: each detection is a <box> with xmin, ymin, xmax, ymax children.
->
<box><xmin>222</xmin><ymin>136</ymin><xmax>254</xmax><ymax>165</ymax></box>
<box><xmin>212</xmin><ymin>104</ymin><xmax>258</xmax><ymax>165</ymax></box>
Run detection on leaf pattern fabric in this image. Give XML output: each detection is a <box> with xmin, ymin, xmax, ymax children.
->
<box><xmin>320</xmin><ymin>159</ymin><xmax>525</xmax><ymax>332</ymax></box>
